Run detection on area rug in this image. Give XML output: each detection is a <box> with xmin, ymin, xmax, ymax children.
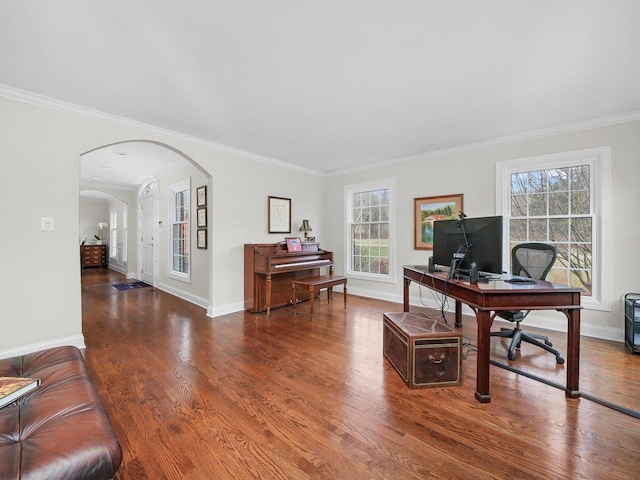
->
<box><xmin>113</xmin><ymin>281</ymin><xmax>151</xmax><ymax>291</ymax></box>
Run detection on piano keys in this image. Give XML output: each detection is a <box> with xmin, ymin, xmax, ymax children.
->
<box><xmin>244</xmin><ymin>243</ymin><xmax>333</xmax><ymax>315</ymax></box>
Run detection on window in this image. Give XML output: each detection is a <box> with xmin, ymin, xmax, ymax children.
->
<box><xmin>496</xmin><ymin>147</ymin><xmax>611</xmax><ymax>310</ymax></box>
<box><xmin>110</xmin><ymin>210</ymin><xmax>117</xmax><ymax>259</ymax></box>
<box><xmin>169</xmin><ymin>178</ymin><xmax>191</xmax><ymax>282</ymax></box>
<box><xmin>122</xmin><ymin>207</ymin><xmax>127</xmax><ymax>263</ymax></box>
<box><xmin>345</xmin><ymin>179</ymin><xmax>395</xmax><ymax>282</ymax></box>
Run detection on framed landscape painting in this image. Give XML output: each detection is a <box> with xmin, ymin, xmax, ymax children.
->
<box><xmin>414</xmin><ymin>194</ymin><xmax>463</xmax><ymax>250</ymax></box>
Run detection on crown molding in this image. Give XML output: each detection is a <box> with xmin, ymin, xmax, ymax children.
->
<box><xmin>329</xmin><ymin>110</ymin><xmax>640</xmax><ymax>176</ymax></box>
<box><xmin>3</xmin><ymin>83</ymin><xmax>638</xmax><ymax>178</ymax></box>
<box><xmin>0</xmin><ymin>84</ymin><xmax>326</xmax><ymax>177</ymax></box>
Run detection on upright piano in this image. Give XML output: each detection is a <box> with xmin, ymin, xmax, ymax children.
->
<box><xmin>244</xmin><ymin>243</ymin><xmax>333</xmax><ymax>315</ymax></box>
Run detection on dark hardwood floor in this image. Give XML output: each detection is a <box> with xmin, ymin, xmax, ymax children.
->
<box><xmin>81</xmin><ymin>268</ymin><xmax>640</xmax><ymax>479</ymax></box>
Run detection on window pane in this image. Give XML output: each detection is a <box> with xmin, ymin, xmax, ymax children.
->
<box><xmin>529</xmin><ymin>219</ymin><xmax>547</xmax><ymax>241</ymax></box>
<box><xmin>353</xmin><ymin>207</ymin><xmax>361</xmax><ymax>223</ymax></box>
<box><xmin>549</xmin><ymin>218</ymin><xmax>569</xmax><ymax>242</ymax></box>
<box><xmin>511</xmin><ymin>195</ymin><xmax>527</xmax><ymax>216</ymax></box>
<box><xmin>571</xmin><ymin>191</ymin><xmax>590</xmax><ymax>215</ymax></box>
<box><xmin>510</xmin><ymin>219</ymin><xmax>527</xmax><ymax>241</ymax></box>
<box><xmin>380</xmin><ymin>223</ymin><xmax>389</xmax><ymax>240</ymax></box>
<box><xmin>570</xmin><ymin>165</ymin><xmax>590</xmax><ymax>190</ymax></box>
<box><xmin>511</xmin><ymin>173</ymin><xmax>527</xmax><ymax>194</ymax></box>
<box><xmin>528</xmin><ymin>170</ymin><xmax>547</xmax><ymax>194</ymax></box>
<box><xmin>570</xmin><ymin>217</ymin><xmax>592</xmax><ymax>244</ymax></box>
<box><xmin>381</xmin><ymin>205</ymin><xmax>389</xmax><ymax>222</ymax></box>
<box><xmin>548</xmin><ymin>168</ymin><xmax>568</xmax><ymax>192</ymax></box>
<box><xmin>548</xmin><ymin>192</ymin><xmax>568</xmax><ymax>215</ymax></box>
<box><xmin>529</xmin><ymin>193</ymin><xmax>547</xmax><ymax>216</ymax></box>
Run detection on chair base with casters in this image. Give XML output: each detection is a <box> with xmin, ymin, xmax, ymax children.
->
<box><xmin>492</xmin><ymin>318</ymin><xmax>565</xmax><ymax>364</ymax></box>
<box><xmin>491</xmin><ymin>242</ymin><xmax>564</xmax><ymax>364</ymax></box>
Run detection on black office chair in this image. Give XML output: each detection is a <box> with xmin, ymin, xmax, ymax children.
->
<box><xmin>491</xmin><ymin>242</ymin><xmax>565</xmax><ymax>364</ymax></box>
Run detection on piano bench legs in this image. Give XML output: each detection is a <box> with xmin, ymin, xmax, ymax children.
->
<box><xmin>292</xmin><ymin>275</ymin><xmax>347</xmax><ymax>317</ymax></box>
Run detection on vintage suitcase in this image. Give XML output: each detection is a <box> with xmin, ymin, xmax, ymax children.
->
<box><xmin>383</xmin><ymin>312</ymin><xmax>462</xmax><ymax>389</ymax></box>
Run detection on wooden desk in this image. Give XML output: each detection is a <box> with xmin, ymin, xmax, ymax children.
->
<box><xmin>403</xmin><ymin>265</ymin><xmax>582</xmax><ymax>403</ymax></box>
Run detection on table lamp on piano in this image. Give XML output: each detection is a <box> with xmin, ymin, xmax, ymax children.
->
<box><xmin>300</xmin><ymin>220</ymin><xmax>319</xmax><ymax>252</ymax></box>
<box><xmin>299</xmin><ymin>219</ymin><xmax>312</xmax><ymax>241</ymax></box>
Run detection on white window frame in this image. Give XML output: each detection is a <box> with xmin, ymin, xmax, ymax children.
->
<box><xmin>344</xmin><ymin>178</ymin><xmax>396</xmax><ymax>284</ymax></box>
<box><xmin>122</xmin><ymin>206</ymin><xmax>128</xmax><ymax>264</ymax></box>
<box><xmin>168</xmin><ymin>177</ymin><xmax>191</xmax><ymax>283</ymax></box>
<box><xmin>109</xmin><ymin>210</ymin><xmax>117</xmax><ymax>259</ymax></box>
<box><xmin>496</xmin><ymin>147</ymin><xmax>611</xmax><ymax>311</ymax></box>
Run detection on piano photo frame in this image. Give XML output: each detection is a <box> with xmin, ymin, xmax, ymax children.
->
<box><xmin>285</xmin><ymin>237</ymin><xmax>302</xmax><ymax>252</ymax></box>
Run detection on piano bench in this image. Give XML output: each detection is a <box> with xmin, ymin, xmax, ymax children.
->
<box><xmin>292</xmin><ymin>274</ymin><xmax>347</xmax><ymax>317</ymax></box>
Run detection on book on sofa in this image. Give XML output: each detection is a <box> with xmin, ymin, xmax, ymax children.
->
<box><xmin>0</xmin><ymin>376</ymin><xmax>40</xmax><ymax>408</ymax></box>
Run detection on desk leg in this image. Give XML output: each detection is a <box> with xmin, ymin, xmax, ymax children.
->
<box><xmin>475</xmin><ymin>309</ymin><xmax>492</xmax><ymax>403</ymax></box>
<box><xmin>565</xmin><ymin>307</ymin><xmax>581</xmax><ymax>398</ymax></box>
<box><xmin>403</xmin><ymin>277</ymin><xmax>411</xmax><ymax>312</ymax></box>
<box><xmin>455</xmin><ymin>300</ymin><xmax>463</xmax><ymax>328</ymax></box>
<box><xmin>343</xmin><ymin>284</ymin><xmax>347</xmax><ymax>309</ymax></box>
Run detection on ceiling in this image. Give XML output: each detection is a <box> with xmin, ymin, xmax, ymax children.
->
<box><xmin>3</xmin><ymin>1</ymin><xmax>640</xmax><ymax>182</ymax></box>
<box><xmin>80</xmin><ymin>141</ymin><xmax>191</xmax><ymax>194</ymax></box>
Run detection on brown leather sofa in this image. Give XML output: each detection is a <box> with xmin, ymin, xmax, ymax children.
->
<box><xmin>0</xmin><ymin>346</ymin><xmax>122</xmax><ymax>480</ymax></box>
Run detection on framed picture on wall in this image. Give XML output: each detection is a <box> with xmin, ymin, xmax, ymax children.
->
<box><xmin>197</xmin><ymin>229</ymin><xmax>207</xmax><ymax>249</ymax></box>
<box><xmin>196</xmin><ymin>186</ymin><xmax>207</xmax><ymax>207</ymax></box>
<box><xmin>414</xmin><ymin>193</ymin><xmax>463</xmax><ymax>250</ymax></box>
<box><xmin>268</xmin><ymin>196</ymin><xmax>291</xmax><ymax>233</ymax></box>
<box><xmin>197</xmin><ymin>207</ymin><xmax>207</xmax><ymax>228</ymax></box>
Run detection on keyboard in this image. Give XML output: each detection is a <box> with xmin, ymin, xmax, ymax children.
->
<box><xmin>454</xmin><ymin>268</ymin><xmax>498</xmax><ymax>279</ymax></box>
<box><xmin>502</xmin><ymin>274</ymin><xmax>537</xmax><ymax>284</ymax></box>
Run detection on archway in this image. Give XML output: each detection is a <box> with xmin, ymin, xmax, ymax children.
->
<box><xmin>80</xmin><ymin>140</ymin><xmax>212</xmax><ymax>309</ymax></box>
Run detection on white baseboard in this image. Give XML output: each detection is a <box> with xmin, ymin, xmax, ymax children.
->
<box><xmin>155</xmin><ymin>281</ymin><xmax>209</xmax><ymax>311</ymax></box>
<box><xmin>0</xmin><ymin>335</ymin><xmax>86</xmax><ymax>360</ymax></box>
<box><xmin>208</xmin><ymin>301</ymin><xmax>245</xmax><ymax>318</ymax></box>
<box><xmin>108</xmin><ymin>264</ymin><xmax>126</xmax><ymax>275</ymax></box>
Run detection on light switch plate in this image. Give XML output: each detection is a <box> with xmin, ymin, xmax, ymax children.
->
<box><xmin>41</xmin><ymin>217</ymin><xmax>54</xmax><ymax>231</ymax></box>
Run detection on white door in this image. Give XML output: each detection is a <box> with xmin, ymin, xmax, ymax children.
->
<box><xmin>139</xmin><ymin>192</ymin><xmax>157</xmax><ymax>284</ymax></box>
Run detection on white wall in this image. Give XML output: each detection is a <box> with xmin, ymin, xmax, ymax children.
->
<box><xmin>324</xmin><ymin>120</ymin><xmax>640</xmax><ymax>341</ymax></box>
<box><xmin>0</xmin><ymin>94</ymin><xmax>326</xmax><ymax>357</ymax></box>
<box><xmin>79</xmin><ymin>198</ymin><xmax>109</xmax><ymax>245</ymax></box>
<box><xmin>157</xmin><ymin>165</ymin><xmax>210</xmax><ymax>306</ymax></box>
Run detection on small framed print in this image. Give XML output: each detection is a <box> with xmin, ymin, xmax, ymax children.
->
<box><xmin>197</xmin><ymin>229</ymin><xmax>207</xmax><ymax>249</ymax></box>
<box><xmin>197</xmin><ymin>207</ymin><xmax>207</xmax><ymax>228</ymax></box>
<box><xmin>197</xmin><ymin>186</ymin><xmax>207</xmax><ymax>207</ymax></box>
<box><xmin>306</xmin><ymin>236</ymin><xmax>316</xmax><ymax>242</ymax></box>
<box><xmin>268</xmin><ymin>196</ymin><xmax>291</xmax><ymax>234</ymax></box>
<box><xmin>285</xmin><ymin>237</ymin><xmax>302</xmax><ymax>252</ymax></box>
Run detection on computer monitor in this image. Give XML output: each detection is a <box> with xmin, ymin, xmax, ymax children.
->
<box><xmin>432</xmin><ymin>215</ymin><xmax>503</xmax><ymax>275</ymax></box>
